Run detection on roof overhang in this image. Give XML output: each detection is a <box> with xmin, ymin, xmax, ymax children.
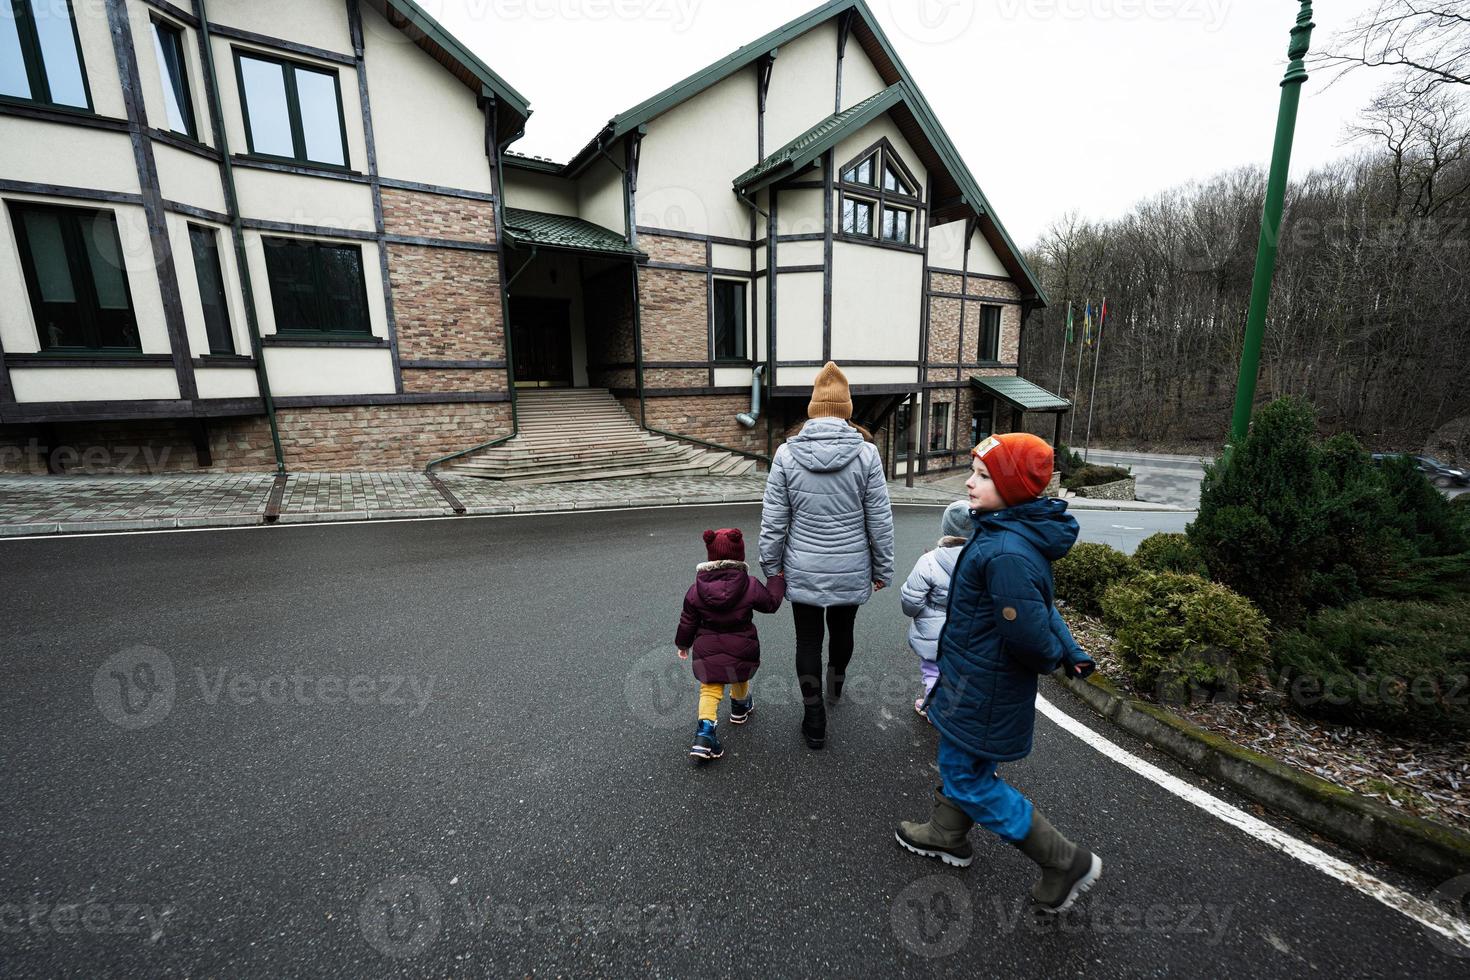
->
<box><xmin>502</xmin><ymin>207</ymin><xmax>646</xmax><ymax>260</ymax></box>
<box><xmin>970</xmin><ymin>375</ymin><xmax>1071</xmax><ymax>414</ymax></box>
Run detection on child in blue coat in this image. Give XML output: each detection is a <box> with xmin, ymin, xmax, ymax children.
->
<box><xmin>895</xmin><ymin>434</ymin><xmax>1101</xmax><ymax>914</ymax></box>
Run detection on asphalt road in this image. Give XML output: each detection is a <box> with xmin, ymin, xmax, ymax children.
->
<box><xmin>1077</xmin><ymin>450</ymin><xmax>1210</xmax><ymax>510</ymax></box>
<box><xmin>2</xmin><ymin>505</ymin><xmax>1466</xmax><ymax>977</ymax></box>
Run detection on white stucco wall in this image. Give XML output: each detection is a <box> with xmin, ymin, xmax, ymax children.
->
<box><xmin>11</xmin><ymin>368</ymin><xmax>180</xmax><ymax>402</ymax></box>
<box><xmin>839</xmin><ymin>39</ymin><xmax>887</xmax><ymax>111</ymax></box>
<box><xmin>578</xmin><ymin>155</ymin><xmax>626</xmax><ymax>237</ymax></box>
<box><xmin>775</xmin><ymin>239</ymin><xmax>822</xmax><ymax>267</ymax></box>
<box><xmin>208</xmin><ymin>0</ymin><xmax>352</xmax><ymax>54</ymax></box>
<box><xmin>195</xmin><ymin>368</ymin><xmax>260</xmax><ymax>400</ymax></box>
<box><xmin>234</xmin><ymin>168</ymin><xmax>375</xmax><ymax>231</ymax></box>
<box><xmin>0</xmin><ymin>120</ymin><xmax>139</xmax><ymax>194</ymax></box>
<box><xmin>968</xmin><ymin>225</ymin><xmax>1010</xmax><ymax>278</ymax></box>
<box><xmin>77</xmin><ymin>1</ymin><xmax>126</xmax><ymax>119</ymax></box>
<box><xmin>764</xmin><ymin>21</ymin><xmax>837</xmax><ymax>150</ymax></box>
<box><xmin>772</xmin><ymin>270</ymin><xmax>823</xmax><ymax>361</ymax></box>
<box><xmin>503</xmin><ymin>169</ymin><xmax>577</xmax><ymax>217</ymax></box>
<box><xmin>714</xmin><ymin>366</ymin><xmax>757</xmax><ymax>389</ymax></box>
<box><xmin>830</xmin><ymin>366</ymin><xmax>917</xmax><ymax>385</ymax></box>
<box><xmin>830</xmin><ymin>241</ymin><xmax>922</xmax><ymax>361</ymax></box>
<box><xmin>154</xmin><ymin>145</ymin><xmax>229</xmax><ymax>214</ymax></box>
<box><xmin>712</xmin><ymin>243</ymin><xmax>751</xmax><ymax>271</ymax></box>
<box><xmin>261</xmin><ymin>348</ymin><xmax>395</xmax><ymax>396</ymax></box>
<box><xmin>926</xmin><ymin>219</ymin><xmax>1012</xmax><ymax>278</ymax></box>
<box><xmin>635</xmin><ymin>62</ymin><xmax>758</xmax><ymax>241</ymax></box>
<box><xmin>775</xmin><ymin>188</ymin><xmax>823</xmax><ymax>237</ymax></box>
<box><xmin>362</xmin><ymin>3</ymin><xmax>492</xmax><ymax>193</ymax></box>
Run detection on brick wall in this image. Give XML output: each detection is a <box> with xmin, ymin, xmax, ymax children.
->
<box><xmin>928</xmin><ymin>294</ymin><xmax>961</xmax><ymax>367</ymax></box>
<box><xmin>0</xmin><ymin>421</ymin><xmax>220</xmax><ymax>474</ymax></box>
<box><xmin>640</xmin><ymin>267</ymin><xmax>707</xmax><ymax>363</ymax></box>
<box><xmin>401</xmin><ymin>368</ymin><xmax>501</xmax><ymax>393</ymax></box>
<box><xmin>586</xmin><ymin>268</ymin><xmax>635</xmax><ymax>388</ymax></box>
<box><xmin>641</xmin><ymin>234</ymin><xmax>705</xmax><ymax>266</ymax></box>
<box><xmin>967</xmin><ymin>275</ymin><xmax>1020</xmax><ymax>300</ymax></box>
<box><xmin>639</xmin><ymin>393</ymin><xmax>767</xmax><ymax>458</ymax></box>
<box><xmin>644</xmin><ymin>367</ymin><xmax>707</xmax><ymax>388</ymax></box>
<box><xmin>388</xmin><ymin>244</ymin><xmax>504</xmax><ymax>363</ymax></box>
<box><xmin>380</xmin><ymin>188</ymin><xmax>496</xmax><ymax>243</ymax></box>
<box><xmin>925</xmin><ymin>271</ymin><xmax>1021</xmax><ymax>369</ymax></box>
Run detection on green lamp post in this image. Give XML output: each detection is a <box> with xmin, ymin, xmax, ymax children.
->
<box><xmin>1230</xmin><ymin>1</ymin><xmax>1316</xmax><ymax>442</ymax></box>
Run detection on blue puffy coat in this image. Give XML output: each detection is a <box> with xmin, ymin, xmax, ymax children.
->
<box><xmin>929</xmin><ymin>496</ymin><xmax>1080</xmax><ymax>762</ymax></box>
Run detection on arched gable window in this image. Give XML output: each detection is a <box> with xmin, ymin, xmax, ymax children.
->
<box><xmin>837</xmin><ymin>139</ymin><xmax>922</xmax><ymax>246</ymax></box>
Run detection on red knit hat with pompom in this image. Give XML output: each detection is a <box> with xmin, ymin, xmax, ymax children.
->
<box><xmin>703</xmin><ymin>528</ymin><xmax>745</xmax><ymax>562</ymax></box>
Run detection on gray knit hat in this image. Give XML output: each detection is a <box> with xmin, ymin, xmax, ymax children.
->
<box><xmin>941</xmin><ymin>500</ymin><xmax>973</xmax><ymax>539</ymax></box>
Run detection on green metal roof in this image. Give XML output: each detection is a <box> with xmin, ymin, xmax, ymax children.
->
<box><xmin>971</xmin><ymin>375</ymin><xmax>1071</xmax><ymax>413</ymax></box>
<box><xmin>503</xmin><ymin>152</ymin><xmax>565</xmax><ymax>174</ymax></box>
<box><xmin>502</xmin><ymin>208</ymin><xmax>644</xmax><ymax>258</ymax></box>
<box><xmin>733</xmin><ymin>85</ymin><xmax>903</xmax><ymax>192</ymax></box>
<box><xmin>553</xmin><ymin>0</ymin><xmax>1047</xmax><ymax>306</ymax></box>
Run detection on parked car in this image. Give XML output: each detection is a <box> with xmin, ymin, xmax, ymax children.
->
<box><xmin>1369</xmin><ymin>453</ymin><xmax>1470</xmax><ymax>487</ymax></box>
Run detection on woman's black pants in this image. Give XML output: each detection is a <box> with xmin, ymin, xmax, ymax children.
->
<box><xmin>792</xmin><ymin>601</ymin><xmax>859</xmax><ymax>706</ymax></box>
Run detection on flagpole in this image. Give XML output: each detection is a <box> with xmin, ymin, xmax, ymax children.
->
<box><xmin>1068</xmin><ymin>302</ymin><xmax>1088</xmax><ymax>447</ymax></box>
<box><xmin>1083</xmin><ymin>295</ymin><xmax>1107</xmax><ymax>462</ymax></box>
<box><xmin>1057</xmin><ymin>300</ymin><xmax>1072</xmax><ymax>398</ymax></box>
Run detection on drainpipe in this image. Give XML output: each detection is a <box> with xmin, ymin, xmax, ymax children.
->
<box><xmin>736</xmin><ymin>187</ymin><xmax>773</xmax><ymax>426</ymax></box>
<box><xmin>736</xmin><ymin>364</ymin><xmax>764</xmax><ymax>427</ymax></box>
<box><xmin>196</xmin><ymin>0</ymin><xmax>284</xmax><ymax>473</ymax></box>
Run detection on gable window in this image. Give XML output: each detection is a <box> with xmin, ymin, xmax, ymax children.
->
<box><xmin>841</xmin><ymin>196</ymin><xmax>874</xmax><ymax>236</ymax></box>
<box><xmin>883</xmin><ymin>163</ymin><xmax>912</xmax><ymax>195</ymax></box>
<box><xmin>1</xmin><ymin>0</ymin><xmax>91</xmax><ymax>109</ymax></box>
<box><xmin>881</xmin><ymin>206</ymin><xmax>911</xmax><ymax>244</ymax></box>
<box><xmin>188</xmin><ymin>225</ymin><xmax>234</xmax><ymax>354</ymax></box>
<box><xmin>151</xmin><ymin>19</ymin><xmax>196</xmax><ymax>139</ymax></box>
<box><xmin>8</xmin><ymin>202</ymin><xmax>139</xmax><ymax>351</ymax></box>
<box><xmin>262</xmin><ymin>237</ymin><xmax>371</xmax><ymax>335</ymax></box>
<box><xmin>235</xmin><ymin>51</ymin><xmax>348</xmax><ymax>167</ymax></box>
<box><xmin>712</xmin><ymin>278</ymin><xmax>747</xmax><ymax>361</ymax></box>
<box><xmin>841</xmin><ymin>154</ymin><xmax>875</xmax><ymax>186</ymax></box>
<box><xmin>977</xmin><ymin>304</ymin><xmax>1001</xmax><ymax>362</ymax></box>
<box><xmin>929</xmin><ymin>402</ymin><xmax>951</xmax><ymax>453</ymax></box>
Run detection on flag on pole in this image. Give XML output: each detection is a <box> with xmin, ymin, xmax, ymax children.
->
<box><xmin>1083</xmin><ymin>301</ymin><xmax>1093</xmax><ymax>347</ymax></box>
<box><xmin>1065</xmin><ymin>302</ymin><xmax>1074</xmax><ymax>343</ymax></box>
<box><xmin>1097</xmin><ymin>297</ymin><xmax>1108</xmax><ymax>339</ymax></box>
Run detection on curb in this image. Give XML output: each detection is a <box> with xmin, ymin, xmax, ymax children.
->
<box><xmin>1054</xmin><ymin>671</ymin><xmax>1470</xmax><ymax>881</ymax></box>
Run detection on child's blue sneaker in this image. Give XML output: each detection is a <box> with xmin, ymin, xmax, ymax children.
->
<box><xmin>689</xmin><ymin>720</ymin><xmax>723</xmax><ymax>761</ymax></box>
<box><xmin>730</xmin><ymin>694</ymin><xmax>754</xmax><ymax>725</ymax></box>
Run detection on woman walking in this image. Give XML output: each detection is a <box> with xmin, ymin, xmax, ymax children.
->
<box><xmin>759</xmin><ymin>362</ymin><xmax>894</xmax><ymax>749</ymax></box>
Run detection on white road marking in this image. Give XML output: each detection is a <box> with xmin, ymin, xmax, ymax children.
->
<box><xmin>1035</xmin><ymin>694</ymin><xmax>1470</xmax><ymax>952</ymax></box>
<box><xmin>1110</xmin><ymin>524</ymin><xmax>1145</xmax><ymax>531</ymax></box>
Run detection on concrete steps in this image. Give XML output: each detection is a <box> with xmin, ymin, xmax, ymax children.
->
<box><xmin>441</xmin><ymin>388</ymin><xmax>758</xmax><ymax>483</ymax></box>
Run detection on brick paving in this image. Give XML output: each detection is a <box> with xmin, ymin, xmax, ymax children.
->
<box><xmin>0</xmin><ymin>472</ymin><xmax>958</xmax><ymax>536</ymax></box>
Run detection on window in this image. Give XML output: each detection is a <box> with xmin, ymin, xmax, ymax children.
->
<box><xmin>151</xmin><ymin>19</ymin><xmax>196</xmax><ymax>139</ymax></box>
<box><xmin>262</xmin><ymin>237</ymin><xmax>371</xmax><ymax>335</ymax></box>
<box><xmin>1</xmin><ymin>0</ymin><xmax>91</xmax><ymax>109</ymax></box>
<box><xmin>881</xmin><ymin>206</ymin><xmax>911</xmax><ymax>244</ymax></box>
<box><xmin>972</xmin><ymin>398</ymin><xmax>994</xmax><ymax>446</ymax></box>
<box><xmin>235</xmin><ymin>51</ymin><xmax>348</xmax><ymax>167</ymax></box>
<box><xmin>712</xmin><ymin>279</ymin><xmax>747</xmax><ymax>361</ymax></box>
<box><xmin>841</xmin><ymin>196</ymin><xmax>874</xmax><ymax>236</ymax></box>
<box><xmin>977</xmin><ymin>304</ymin><xmax>1001</xmax><ymax>361</ymax></box>
<box><xmin>894</xmin><ymin>403</ymin><xmax>912</xmax><ymax>459</ymax></box>
<box><xmin>883</xmin><ymin>163</ymin><xmax>912</xmax><ymax>195</ymax></box>
<box><xmin>8</xmin><ymin>202</ymin><xmax>139</xmax><ymax>351</ymax></box>
<box><xmin>840</xmin><ymin>154</ymin><xmax>874</xmax><ymax>185</ymax></box>
<box><xmin>929</xmin><ymin>402</ymin><xmax>951</xmax><ymax>453</ymax></box>
<box><xmin>188</xmin><ymin>225</ymin><xmax>234</xmax><ymax>354</ymax></box>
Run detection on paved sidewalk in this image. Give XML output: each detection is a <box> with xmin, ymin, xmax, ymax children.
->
<box><xmin>917</xmin><ymin>470</ymin><xmax>1191</xmax><ymax>512</ymax></box>
<box><xmin>0</xmin><ymin>472</ymin><xmax>957</xmax><ymax>536</ymax></box>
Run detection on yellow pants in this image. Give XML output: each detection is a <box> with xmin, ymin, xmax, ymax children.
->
<box><xmin>698</xmin><ymin>681</ymin><xmax>751</xmax><ymax>723</ymax></box>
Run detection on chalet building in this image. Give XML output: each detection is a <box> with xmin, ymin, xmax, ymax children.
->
<box><xmin>0</xmin><ymin>0</ymin><xmax>1068</xmax><ymax>478</ymax></box>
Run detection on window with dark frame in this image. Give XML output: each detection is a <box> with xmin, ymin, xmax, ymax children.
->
<box><xmin>0</xmin><ymin>0</ymin><xmax>91</xmax><ymax>110</ymax></box>
<box><xmin>188</xmin><ymin>224</ymin><xmax>234</xmax><ymax>354</ymax></box>
<box><xmin>8</xmin><ymin>201</ymin><xmax>140</xmax><ymax>351</ymax></box>
<box><xmin>234</xmin><ymin>50</ymin><xmax>348</xmax><ymax>167</ymax></box>
<box><xmin>262</xmin><ymin>237</ymin><xmax>371</xmax><ymax>336</ymax></box>
<box><xmin>973</xmin><ymin>398</ymin><xmax>994</xmax><ymax>446</ymax></box>
<box><xmin>895</xmin><ymin>403</ymin><xmax>911</xmax><ymax>459</ymax></box>
<box><xmin>929</xmin><ymin>402</ymin><xmax>951</xmax><ymax>453</ymax></box>
<box><xmin>841</xmin><ymin>196</ymin><xmax>874</xmax><ymax>236</ymax></box>
<box><xmin>151</xmin><ymin>18</ymin><xmax>196</xmax><ymax>139</ymax></box>
<box><xmin>712</xmin><ymin>278</ymin><xmax>747</xmax><ymax>361</ymax></box>
<box><xmin>978</xmin><ymin>304</ymin><xmax>1001</xmax><ymax>361</ymax></box>
<box><xmin>838</xmin><ymin>141</ymin><xmax>921</xmax><ymax>245</ymax></box>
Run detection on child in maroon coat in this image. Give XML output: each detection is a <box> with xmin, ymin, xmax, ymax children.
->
<box><xmin>676</xmin><ymin>528</ymin><xmax>786</xmax><ymax>762</ymax></box>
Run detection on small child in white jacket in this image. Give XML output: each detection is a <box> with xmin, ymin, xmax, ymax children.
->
<box><xmin>900</xmin><ymin>501</ymin><xmax>973</xmax><ymax>717</ymax></box>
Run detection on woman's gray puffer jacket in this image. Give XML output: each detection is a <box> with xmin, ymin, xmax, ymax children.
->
<box><xmin>900</xmin><ymin>536</ymin><xmax>967</xmax><ymax>661</ymax></box>
<box><xmin>758</xmin><ymin>417</ymin><xmax>895</xmax><ymax>607</ymax></box>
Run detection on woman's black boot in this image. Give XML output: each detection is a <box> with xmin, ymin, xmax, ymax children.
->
<box><xmin>801</xmin><ymin>702</ymin><xmax>826</xmax><ymax>749</ymax></box>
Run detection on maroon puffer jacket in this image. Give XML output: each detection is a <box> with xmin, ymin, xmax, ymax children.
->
<box><xmin>675</xmin><ymin>561</ymin><xmax>786</xmax><ymax>684</ymax></box>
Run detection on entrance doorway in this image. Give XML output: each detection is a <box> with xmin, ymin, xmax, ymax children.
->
<box><xmin>510</xmin><ymin>296</ymin><xmax>573</xmax><ymax>387</ymax></box>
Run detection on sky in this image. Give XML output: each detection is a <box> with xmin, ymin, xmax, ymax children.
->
<box><xmin>412</xmin><ymin>0</ymin><xmax>1389</xmax><ymax>248</ymax></box>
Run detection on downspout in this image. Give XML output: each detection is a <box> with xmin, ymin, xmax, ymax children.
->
<box><xmin>196</xmin><ymin>0</ymin><xmax>284</xmax><ymax>473</ymax></box>
<box><xmin>736</xmin><ymin>364</ymin><xmax>764</xmax><ymax>427</ymax></box>
<box><xmin>736</xmin><ymin>187</ymin><xmax>773</xmax><ymax>439</ymax></box>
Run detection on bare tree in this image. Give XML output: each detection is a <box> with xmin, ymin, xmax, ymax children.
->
<box><xmin>1314</xmin><ymin>1</ymin><xmax>1470</xmax><ymax>95</ymax></box>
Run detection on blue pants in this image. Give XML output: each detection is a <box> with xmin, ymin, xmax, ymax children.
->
<box><xmin>937</xmin><ymin>735</ymin><xmax>1034</xmax><ymax>842</ymax></box>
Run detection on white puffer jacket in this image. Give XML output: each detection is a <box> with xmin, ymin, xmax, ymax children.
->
<box><xmin>899</xmin><ymin>536</ymin><xmax>968</xmax><ymax>661</ymax></box>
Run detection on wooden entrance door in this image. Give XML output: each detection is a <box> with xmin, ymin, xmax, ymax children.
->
<box><xmin>510</xmin><ymin>297</ymin><xmax>573</xmax><ymax>387</ymax></box>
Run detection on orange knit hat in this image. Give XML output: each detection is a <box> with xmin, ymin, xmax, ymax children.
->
<box><xmin>972</xmin><ymin>433</ymin><xmax>1054</xmax><ymax>506</ymax></box>
<box><xmin>807</xmin><ymin>362</ymin><xmax>853</xmax><ymax>420</ymax></box>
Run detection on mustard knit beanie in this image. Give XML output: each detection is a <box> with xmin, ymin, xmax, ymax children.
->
<box><xmin>807</xmin><ymin>361</ymin><xmax>853</xmax><ymax>420</ymax></box>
